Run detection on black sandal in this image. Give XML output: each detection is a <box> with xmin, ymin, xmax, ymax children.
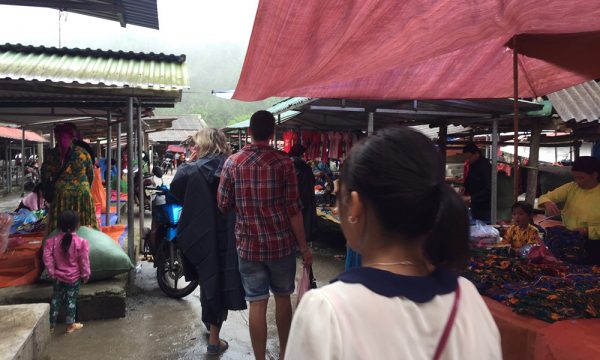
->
<box><xmin>206</xmin><ymin>339</ymin><xmax>229</xmax><ymax>356</ymax></box>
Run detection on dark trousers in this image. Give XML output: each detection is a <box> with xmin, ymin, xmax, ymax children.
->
<box><xmin>50</xmin><ymin>280</ymin><xmax>80</xmax><ymax>325</ymax></box>
<box><xmin>585</xmin><ymin>239</ymin><xmax>600</xmax><ymax>265</ymax></box>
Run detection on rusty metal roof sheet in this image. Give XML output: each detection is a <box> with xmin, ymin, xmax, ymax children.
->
<box><xmin>547</xmin><ymin>81</ymin><xmax>600</xmax><ymax>123</ymax></box>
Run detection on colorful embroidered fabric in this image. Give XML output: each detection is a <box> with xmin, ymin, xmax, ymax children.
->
<box><xmin>464</xmin><ymin>248</ymin><xmax>600</xmax><ymax>323</ymax></box>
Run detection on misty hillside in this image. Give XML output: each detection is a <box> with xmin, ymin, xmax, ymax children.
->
<box><xmin>153</xmin><ymin>43</ymin><xmax>276</xmax><ymax>128</ymax></box>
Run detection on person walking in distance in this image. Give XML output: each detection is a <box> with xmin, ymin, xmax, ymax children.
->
<box><xmin>218</xmin><ymin>110</ymin><xmax>313</xmax><ymax>360</ymax></box>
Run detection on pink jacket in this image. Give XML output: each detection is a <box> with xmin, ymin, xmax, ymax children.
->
<box><xmin>43</xmin><ymin>232</ymin><xmax>91</xmax><ymax>284</ymax></box>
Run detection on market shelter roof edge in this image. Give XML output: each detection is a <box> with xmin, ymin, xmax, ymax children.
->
<box><xmin>0</xmin><ymin>43</ymin><xmax>189</xmax><ymax>126</ymax></box>
<box><xmin>0</xmin><ymin>43</ymin><xmax>189</xmax><ymax>91</ymax></box>
<box><xmin>0</xmin><ymin>0</ymin><xmax>160</xmax><ymax>29</ymax></box>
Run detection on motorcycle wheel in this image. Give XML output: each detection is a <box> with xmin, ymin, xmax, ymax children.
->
<box><xmin>156</xmin><ymin>242</ymin><xmax>198</xmax><ymax>298</ymax></box>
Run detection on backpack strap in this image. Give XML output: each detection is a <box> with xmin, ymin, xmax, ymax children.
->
<box><xmin>433</xmin><ymin>284</ymin><xmax>461</xmax><ymax>360</ymax></box>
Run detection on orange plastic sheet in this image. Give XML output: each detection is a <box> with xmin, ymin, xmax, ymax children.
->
<box><xmin>91</xmin><ymin>167</ymin><xmax>107</xmax><ymax>213</ymax></box>
<box><xmin>484</xmin><ymin>297</ymin><xmax>600</xmax><ymax>360</ymax></box>
<box><xmin>100</xmin><ymin>225</ymin><xmax>126</xmax><ymax>246</ymax></box>
<box><xmin>0</xmin><ymin>233</ymin><xmax>45</xmax><ymax>288</ymax></box>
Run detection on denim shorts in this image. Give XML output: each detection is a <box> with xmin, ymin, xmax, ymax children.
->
<box><xmin>238</xmin><ymin>253</ymin><xmax>297</xmax><ymax>302</ymax></box>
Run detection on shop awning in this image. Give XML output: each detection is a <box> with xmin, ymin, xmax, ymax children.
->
<box><xmin>234</xmin><ymin>0</ymin><xmax>600</xmax><ymax>101</ymax></box>
<box><xmin>0</xmin><ymin>126</ymin><xmax>46</xmax><ymax>142</ymax></box>
<box><xmin>166</xmin><ymin>145</ymin><xmax>185</xmax><ymax>153</ymax></box>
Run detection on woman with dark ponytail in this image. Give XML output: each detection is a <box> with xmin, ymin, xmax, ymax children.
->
<box><xmin>43</xmin><ymin>210</ymin><xmax>90</xmax><ymax>333</ymax></box>
<box><xmin>286</xmin><ymin>127</ymin><xmax>501</xmax><ymax>359</ymax></box>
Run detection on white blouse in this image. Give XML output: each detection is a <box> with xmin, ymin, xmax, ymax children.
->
<box><xmin>286</xmin><ymin>276</ymin><xmax>501</xmax><ymax>360</ymax></box>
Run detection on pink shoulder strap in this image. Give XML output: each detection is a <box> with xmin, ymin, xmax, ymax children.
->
<box><xmin>433</xmin><ymin>284</ymin><xmax>461</xmax><ymax>360</ymax></box>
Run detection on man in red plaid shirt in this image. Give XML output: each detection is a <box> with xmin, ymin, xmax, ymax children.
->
<box><xmin>218</xmin><ymin>110</ymin><xmax>313</xmax><ymax>360</ymax></box>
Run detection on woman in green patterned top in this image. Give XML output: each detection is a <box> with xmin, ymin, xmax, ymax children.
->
<box><xmin>41</xmin><ymin>123</ymin><xmax>98</xmax><ymax>231</ymax></box>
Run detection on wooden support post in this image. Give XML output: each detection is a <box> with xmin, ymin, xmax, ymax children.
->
<box><xmin>525</xmin><ymin>121</ymin><xmax>541</xmax><ymax>205</ymax></box>
<box><xmin>491</xmin><ymin>118</ymin><xmax>499</xmax><ymax>225</ymax></box>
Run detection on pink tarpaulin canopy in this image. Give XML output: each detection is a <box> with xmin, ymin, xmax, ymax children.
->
<box><xmin>234</xmin><ymin>0</ymin><xmax>600</xmax><ymax>101</ymax></box>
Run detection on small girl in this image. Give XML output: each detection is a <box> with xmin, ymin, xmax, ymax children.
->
<box><xmin>42</xmin><ymin>210</ymin><xmax>90</xmax><ymax>333</ymax></box>
<box><xmin>501</xmin><ymin>201</ymin><xmax>542</xmax><ymax>250</ymax></box>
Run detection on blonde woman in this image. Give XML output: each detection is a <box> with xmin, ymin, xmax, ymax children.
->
<box><xmin>170</xmin><ymin>128</ymin><xmax>246</xmax><ymax>356</ymax></box>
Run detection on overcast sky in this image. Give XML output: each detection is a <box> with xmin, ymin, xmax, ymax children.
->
<box><xmin>0</xmin><ymin>0</ymin><xmax>259</xmax><ymax>54</ymax></box>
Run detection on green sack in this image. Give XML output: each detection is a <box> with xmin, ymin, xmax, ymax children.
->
<box><xmin>45</xmin><ymin>226</ymin><xmax>133</xmax><ymax>281</ymax></box>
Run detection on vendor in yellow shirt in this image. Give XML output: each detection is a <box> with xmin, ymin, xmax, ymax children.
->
<box><xmin>501</xmin><ymin>201</ymin><xmax>541</xmax><ymax>250</ymax></box>
<box><xmin>538</xmin><ymin>156</ymin><xmax>600</xmax><ymax>265</ymax></box>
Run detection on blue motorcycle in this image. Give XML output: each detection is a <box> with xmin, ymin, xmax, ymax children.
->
<box><xmin>143</xmin><ymin>167</ymin><xmax>198</xmax><ymax>298</ymax></box>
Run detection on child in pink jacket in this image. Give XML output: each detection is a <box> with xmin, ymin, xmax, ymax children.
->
<box><xmin>43</xmin><ymin>210</ymin><xmax>90</xmax><ymax>333</ymax></box>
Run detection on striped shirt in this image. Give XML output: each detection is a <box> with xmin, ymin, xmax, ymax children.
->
<box><xmin>218</xmin><ymin>144</ymin><xmax>301</xmax><ymax>261</ymax></box>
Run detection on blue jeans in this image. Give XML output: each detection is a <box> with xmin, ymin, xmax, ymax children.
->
<box><xmin>238</xmin><ymin>254</ymin><xmax>296</xmax><ymax>302</ymax></box>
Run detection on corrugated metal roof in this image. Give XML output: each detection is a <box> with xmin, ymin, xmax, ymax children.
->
<box><xmin>224</xmin><ymin>110</ymin><xmax>301</xmax><ymax>131</ymax></box>
<box><xmin>0</xmin><ymin>43</ymin><xmax>189</xmax><ymax>90</ymax></box>
<box><xmin>148</xmin><ymin>115</ymin><xmax>206</xmax><ymax>142</ymax></box>
<box><xmin>547</xmin><ymin>81</ymin><xmax>600</xmax><ymax>123</ymax></box>
<box><xmin>149</xmin><ymin>129</ymin><xmax>198</xmax><ymax>142</ymax></box>
<box><xmin>7</xmin><ymin>0</ymin><xmax>159</xmax><ymax>29</ymax></box>
<box><xmin>0</xmin><ymin>126</ymin><xmax>46</xmax><ymax>142</ymax></box>
<box><xmin>267</xmin><ymin>98</ymin><xmax>314</xmax><ymax>115</ymax></box>
<box><xmin>411</xmin><ymin>124</ymin><xmax>470</xmax><ymax>139</ymax></box>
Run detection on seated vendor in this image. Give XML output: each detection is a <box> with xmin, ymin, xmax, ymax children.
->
<box><xmin>538</xmin><ymin>156</ymin><xmax>600</xmax><ymax>265</ymax></box>
<box><xmin>501</xmin><ymin>201</ymin><xmax>541</xmax><ymax>250</ymax></box>
<box><xmin>16</xmin><ymin>183</ymin><xmax>46</xmax><ymax>212</ymax></box>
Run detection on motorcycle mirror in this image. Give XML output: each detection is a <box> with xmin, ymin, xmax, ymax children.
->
<box><xmin>152</xmin><ymin>166</ymin><xmax>164</xmax><ymax>178</ymax></box>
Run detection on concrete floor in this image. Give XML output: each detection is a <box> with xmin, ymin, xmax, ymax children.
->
<box><xmin>3</xmin><ymin>172</ymin><xmax>347</xmax><ymax>360</ymax></box>
<box><xmin>45</xmin><ymin>250</ymin><xmax>344</xmax><ymax>360</ymax></box>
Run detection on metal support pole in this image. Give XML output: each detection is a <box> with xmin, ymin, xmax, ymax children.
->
<box><xmin>127</xmin><ymin>98</ymin><xmax>136</xmax><ymax>263</ymax></box>
<box><xmin>491</xmin><ymin>118</ymin><xmax>499</xmax><ymax>225</ymax></box>
<box><xmin>137</xmin><ymin>105</ymin><xmax>145</xmax><ymax>248</ymax></box>
<box><xmin>20</xmin><ymin>128</ymin><xmax>25</xmax><ymax>194</ymax></box>
<box><xmin>512</xmin><ymin>37</ymin><xmax>520</xmax><ymax>202</ymax></box>
<box><xmin>105</xmin><ymin>112</ymin><xmax>112</xmax><ymax>227</ymax></box>
<box><xmin>116</xmin><ymin>120</ymin><xmax>122</xmax><ymax>223</ymax></box>
<box><xmin>367</xmin><ymin>112</ymin><xmax>374</xmax><ymax>135</ymax></box>
<box><xmin>238</xmin><ymin>129</ymin><xmax>242</xmax><ymax>150</ymax></box>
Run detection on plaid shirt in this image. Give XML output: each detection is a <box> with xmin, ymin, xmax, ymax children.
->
<box><xmin>218</xmin><ymin>144</ymin><xmax>301</xmax><ymax>261</ymax></box>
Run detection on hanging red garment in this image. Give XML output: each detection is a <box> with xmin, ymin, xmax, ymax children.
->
<box><xmin>283</xmin><ymin>130</ymin><xmax>294</xmax><ymax>153</ymax></box>
<box><xmin>342</xmin><ymin>132</ymin><xmax>353</xmax><ymax>160</ymax></box>
<box><xmin>310</xmin><ymin>131</ymin><xmax>321</xmax><ymax>160</ymax></box>
<box><xmin>328</xmin><ymin>131</ymin><xmax>343</xmax><ymax>160</ymax></box>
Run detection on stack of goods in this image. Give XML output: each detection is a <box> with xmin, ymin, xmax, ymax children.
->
<box><xmin>10</xmin><ymin>209</ymin><xmax>46</xmax><ymax>235</ymax></box>
<box><xmin>469</xmin><ymin>220</ymin><xmax>500</xmax><ymax>247</ymax></box>
<box><xmin>464</xmin><ymin>248</ymin><xmax>600</xmax><ymax>322</ymax></box>
<box><xmin>544</xmin><ymin>227</ymin><xmax>587</xmax><ymax>264</ymax></box>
